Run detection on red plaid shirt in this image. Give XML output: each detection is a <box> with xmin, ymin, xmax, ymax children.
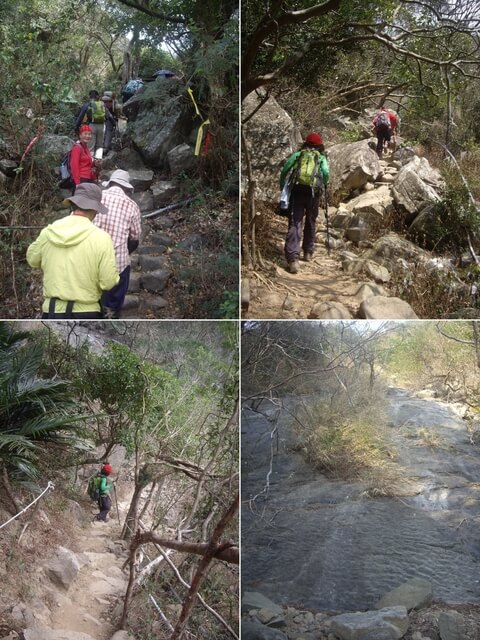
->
<box><xmin>95</xmin><ymin>186</ymin><xmax>141</xmax><ymax>273</ymax></box>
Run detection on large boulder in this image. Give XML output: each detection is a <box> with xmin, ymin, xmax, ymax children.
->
<box><xmin>242</xmin><ymin>90</ymin><xmax>301</xmax><ymax>203</ymax></box>
<box><xmin>126</xmin><ymin>80</ymin><xmax>191</xmax><ymax>168</ymax></box>
<box><xmin>101</xmin><ymin>147</ymin><xmax>147</xmax><ymax>172</ymax></box>
<box><xmin>391</xmin><ymin>156</ymin><xmax>444</xmax><ymax>216</ymax></box>
<box><xmin>330</xmin><ymin>606</ymin><xmax>409</xmax><ymax>640</ymax></box>
<box><xmin>375</xmin><ymin>577</ymin><xmax>433</xmax><ymax>611</ymax></box>
<box><xmin>342</xmin><ymin>257</ymin><xmax>390</xmax><ymax>283</ymax></box>
<box><xmin>37</xmin><ymin>135</ymin><xmax>74</xmax><ymax>160</ymax></box>
<box><xmin>132</xmin><ymin>190</ymin><xmax>154</xmax><ymax>212</ymax></box>
<box><xmin>308</xmin><ymin>301</ymin><xmax>353</xmax><ymax>319</ymax></box>
<box><xmin>391</xmin><ymin>146</ymin><xmax>416</xmax><ymax>166</ymax></box>
<box><xmin>167</xmin><ymin>143</ymin><xmax>196</xmax><ymax>175</ymax></box>
<box><xmin>327</xmin><ymin>139</ymin><xmax>381</xmax><ymax>194</ymax></box>
<box><xmin>241</xmin><ymin>619</ymin><xmax>288</xmax><ymax>640</ymax></box>
<box><xmin>242</xmin><ymin>592</ymin><xmax>284</xmax><ymax>615</ymax></box>
<box><xmin>354</xmin><ymin>283</ymin><xmax>387</xmax><ymax>304</ymax></box>
<box><xmin>358</xmin><ymin>296</ymin><xmax>419</xmax><ymax>319</ymax></box>
<box><xmin>344</xmin><ymin>185</ymin><xmax>393</xmax><ymax>222</ymax></box>
<box><xmin>362</xmin><ymin>233</ymin><xmax>430</xmax><ymax>271</ymax></box>
<box><xmin>44</xmin><ymin>546</ymin><xmax>80</xmax><ymax>590</ymax></box>
<box><xmin>151</xmin><ymin>181</ymin><xmax>178</xmax><ymax>207</ymax></box>
<box><xmin>407</xmin><ymin>202</ymin><xmax>444</xmax><ymax>249</ymax></box>
<box><xmin>438</xmin><ymin>611</ymin><xmax>469</xmax><ymax>640</ymax></box>
<box><xmin>124</xmin><ymin>169</ymin><xmax>154</xmax><ymax>191</ymax></box>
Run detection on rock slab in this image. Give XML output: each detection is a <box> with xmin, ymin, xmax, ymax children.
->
<box><xmin>330</xmin><ymin>606</ymin><xmax>409</xmax><ymax>640</ymax></box>
<box><xmin>375</xmin><ymin>577</ymin><xmax>433</xmax><ymax>611</ymax></box>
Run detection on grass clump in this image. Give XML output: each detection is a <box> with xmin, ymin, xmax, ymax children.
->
<box><xmin>293</xmin><ymin>387</ymin><xmax>395</xmax><ymax>481</ymax></box>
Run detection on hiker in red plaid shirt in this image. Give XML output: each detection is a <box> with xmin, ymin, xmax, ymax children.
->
<box><xmin>95</xmin><ymin>169</ymin><xmax>141</xmax><ymax>318</ymax></box>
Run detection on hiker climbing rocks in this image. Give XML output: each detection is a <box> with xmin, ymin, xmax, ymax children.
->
<box><xmin>26</xmin><ymin>183</ymin><xmax>119</xmax><ymax>318</ymax></box>
<box><xmin>280</xmin><ymin>132</ymin><xmax>330</xmax><ymax>274</ymax></box>
<box><xmin>102</xmin><ymin>93</ymin><xmax>118</xmax><ymax>154</ymax></box>
<box><xmin>386</xmin><ymin>108</ymin><xmax>400</xmax><ymax>151</ymax></box>
<box><xmin>372</xmin><ymin>107</ymin><xmax>398</xmax><ymax>157</ymax></box>
<box><xmin>95</xmin><ymin>169</ymin><xmax>141</xmax><ymax>319</ymax></box>
<box><xmin>69</xmin><ymin>125</ymin><xmax>98</xmax><ymax>190</ymax></box>
<box><xmin>75</xmin><ymin>89</ymin><xmax>115</xmax><ymax>155</ymax></box>
<box><xmin>95</xmin><ymin>463</ymin><xmax>114</xmax><ymax>522</ymax></box>
<box><xmin>122</xmin><ymin>78</ymin><xmax>144</xmax><ymax>104</ymax></box>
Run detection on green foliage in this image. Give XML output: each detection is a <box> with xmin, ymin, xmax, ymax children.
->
<box><xmin>294</xmin><ymin>394</ymin><xmax>393</xmax><ymax>486</ymax></box>
<box><xmin>428</xmin><ymin>185</ymin><xmax>480</xmax><ymax>251</ymax></box>
<box><xmin>0</xmin><ymin>324</ymin><xmax>92</xmax><ymax>484</ymax></box>
<box><xmin>382</xmin><ymin>322</ymin><xmax>476</xmax><ymax>388</ymax></box>
<box><xmin>86</xmin><ymin>343</ymin><xmax>149</xmax><ymax>420</ymax></box>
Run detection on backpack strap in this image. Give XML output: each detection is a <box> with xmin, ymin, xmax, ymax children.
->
<box><xmin>47</xmin><ymin>298</ymin><xmax>76</xmax><ymax>318</ymax></box>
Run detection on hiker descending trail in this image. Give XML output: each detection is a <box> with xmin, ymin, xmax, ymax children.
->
<box><xmin>22</xmin><ymin>480</ymin><xmax>132</xmax><ymax>640</ymax></box>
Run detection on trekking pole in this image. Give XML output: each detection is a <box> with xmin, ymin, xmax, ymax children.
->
<box><xmin>324</xmin><ymin>184</ymin><xmax>331</xmax><ymax>256</ymax></box>
<box><xmin>113</xmin><ymin>481</ymin><xmax>121</xmax><ymax>526</ymax></box>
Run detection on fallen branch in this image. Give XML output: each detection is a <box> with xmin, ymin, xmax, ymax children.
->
<box><xmin>142</xmin><ymin>198</ymin><xmax>196</xmax><ymax>219</ymax></box>
<box><xmin>133</xmin><ymin>532</ymin><xmax>238</xmax><ymax>564</ymax></box>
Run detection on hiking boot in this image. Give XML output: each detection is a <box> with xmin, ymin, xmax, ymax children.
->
<box><xmin>288</xmin><ymin>260</ymin><xmax>300</xmax><ymax>274</ymax></box>
<box><xmin>303</xmin><ymin>252</ymin><xmax>314</xmax><ymax>262</ymax></box>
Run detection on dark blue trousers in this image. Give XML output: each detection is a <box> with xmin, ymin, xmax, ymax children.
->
<box><xmin>102</xmin><ymin>265</ymin><xmax>131</xmax><ymax>312</ymax></box>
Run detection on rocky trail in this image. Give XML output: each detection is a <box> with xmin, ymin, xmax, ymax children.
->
<box><xmin>241</xmin><ymin>387</ymin><xmax>480</xmax><ymax>638</ymax></box>
<box><xmin>8</xmin><ymin>78</ymin><xmax>236</xmax><ymax>320</ymax></box>
<box><xmin>17</xmin><ymin>488</ymin><xmax>133</xmax><ymax>640</ymax></box>
<box><xmin>244</xmin><ymin>149</ymin><xmax>425</xmax><ymax>320</ymax></box>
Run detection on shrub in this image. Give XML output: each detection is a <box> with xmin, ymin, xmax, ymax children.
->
<box><xmin>389</xmin><ymin>261</ymin><xmax>475</xmax><ymax>319</ymax></box>
<box><xmin>428</xmin><ymin>185</ymin><xmax>480</xmax><ymax>252</ymax></box>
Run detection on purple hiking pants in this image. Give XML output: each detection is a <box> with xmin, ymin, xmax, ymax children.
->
<box><xmin>284</xmin><ymin>184</ymin><xmax>320</xmax><ymax>262</ymax></box>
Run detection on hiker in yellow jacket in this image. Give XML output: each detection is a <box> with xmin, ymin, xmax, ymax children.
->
<box><xmin>27</xmin><ymin>183</ymin><xmax>119</xmax><ymax>318</ymax></box>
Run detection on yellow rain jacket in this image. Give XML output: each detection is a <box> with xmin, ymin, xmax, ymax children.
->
<box><xmin>27</xmin><ymin>214</ymin><xmax>119</xmax><ymax>314</ymax></box>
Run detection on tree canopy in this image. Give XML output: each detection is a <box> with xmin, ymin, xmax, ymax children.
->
<box><xmin>242</xmin><ymin>0</ymin><xmax>480</xmax><ymax>145</ymax></box>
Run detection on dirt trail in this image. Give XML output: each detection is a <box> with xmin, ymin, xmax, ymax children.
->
<box><xmin>245</xmin><ymin>154</ymin><xmax>397</xmax><ymax>319</ymax></box>
<box><xmin>49</xmin><ymin>493</ymin><xmax>131</xmax><ymax>639</ymax></box>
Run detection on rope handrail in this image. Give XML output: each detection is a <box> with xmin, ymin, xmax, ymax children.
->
<box><xmin>0</xmin><ymin>481</ymin><xmax>55</xmax><ymax>530</ymax></box>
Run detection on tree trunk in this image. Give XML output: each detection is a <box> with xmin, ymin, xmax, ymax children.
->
<box><xmin>241</xmin><ymin>127</ymin><xmax>256</xmax><ymax>268</ymax></box>
<box><xmin>121</xmin><ymin>481</ymin><xmax>144</xmax><ymax>540</ymax></box>
<box><xmin>168</xmin><ymin>494</ymin><xmax>239</xmax><ymax>640</ymax></box>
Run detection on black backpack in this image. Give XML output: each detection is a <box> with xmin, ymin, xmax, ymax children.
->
<box><xmin>58</xmin><ymin>150</ymin><xmax>73</xmax><ymax>189</ymax></box>
<box><xmin>58</xmin><ymin>143</ymin><xmax>83</xmax><ymax>190</ymax></box>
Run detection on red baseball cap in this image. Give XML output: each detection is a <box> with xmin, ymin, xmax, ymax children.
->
<box><xmin>305</xmin><ymin>132</ymin><xmax>323</xmax><ymax>147</ymax></box>
<box><xmin>101</xmin><ymin>464</ymin><xmax>112</xmax><ymax>475</ymax></box>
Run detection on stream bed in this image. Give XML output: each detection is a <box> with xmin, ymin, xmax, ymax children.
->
<box><xmin>241</xmin><ymin>388</ymin><xmax>480</xmax><ymax>612</ymax></box>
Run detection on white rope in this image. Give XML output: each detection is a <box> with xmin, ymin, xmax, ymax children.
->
<box><xmin>0</xmin><ymin>481</ymin><xmax>55</xmax><ymax>530</ymax></box>
<box><xmin>148</xmin><ymin>594</ymin><xmax>174</xmax><ymax>631</ymax></box>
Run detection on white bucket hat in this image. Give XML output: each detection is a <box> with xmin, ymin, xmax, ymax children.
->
<box><xmin>107</xmin><ymin>169</ymin><xmax>134</xmax><ymax>190</ymax></box>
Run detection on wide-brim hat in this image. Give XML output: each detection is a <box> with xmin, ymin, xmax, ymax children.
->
<box><xmin>101</xmin><ymin>95</ymin><xmax>112</xmax><ymax>101</ymax></box>
<box><xmin>107</xmin><ymin>169</ymin><xmax>134</xmax><ymax>190</ymax></box>
<box><xmin>63</xmin><ymin>183</ymin><xmax>108</xmax><ymax>214</ymax></box>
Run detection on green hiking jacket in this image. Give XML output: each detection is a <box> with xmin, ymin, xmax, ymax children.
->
<box><xmin>99</xmin><ymin>476</ymin><xmax>113</xmax><ymax>496</ymax></box>
<box><xmin>280</xmin><ymin>149</ymin><xmax>330</xmax><ymax>189</ymax></box>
